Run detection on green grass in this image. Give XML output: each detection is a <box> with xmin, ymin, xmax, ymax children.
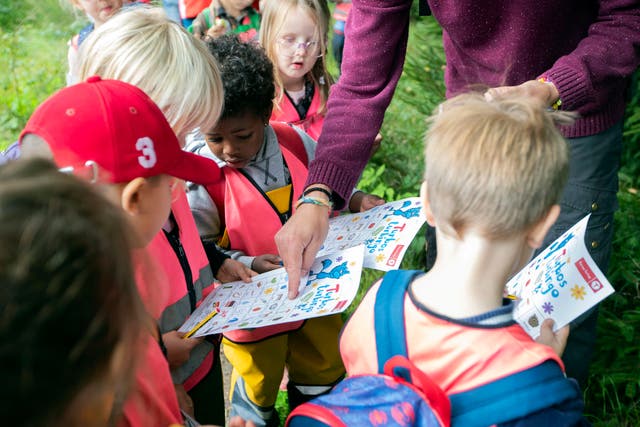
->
<box><xmin>3</xmin><ymin>2</ymin><xmax>640</xmax><ymax>426</ymax></box>
<box><xmin>0</xmin><ymin>0</ymin><xmax>77</xmax><ymax>148</ymax></box>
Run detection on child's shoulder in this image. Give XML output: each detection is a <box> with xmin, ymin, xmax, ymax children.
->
<box><xmin>270</xmin><ymin>123</ymin><xmax>316</xmax><ymax>163</ymax></box>
<box><xmin>341</xmin><ymin>277</ymin><xmax>385</xmax><ymax>337</ymax></box>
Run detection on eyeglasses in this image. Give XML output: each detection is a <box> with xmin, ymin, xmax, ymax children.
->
<box><xmin>276</xmin><ymin>37</ymin><xmax>323</xmax><ymax>58</ymax></box>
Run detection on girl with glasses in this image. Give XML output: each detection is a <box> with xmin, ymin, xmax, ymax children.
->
<box><xmin>260</xmin><ymin>0</ymin><xmax>333</xmax><ymax>141</ymax></box>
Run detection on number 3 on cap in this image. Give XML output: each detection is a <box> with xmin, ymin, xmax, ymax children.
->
<box><xmin>136</xmin><ymin>137</ymin><xmax>157</xmax><ymax>169</ymax></box>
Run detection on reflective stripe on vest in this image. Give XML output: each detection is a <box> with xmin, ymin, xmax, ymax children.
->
<box><xmin>151</xmin><ymin>192</ymin><xmax>217</xmax><ymax>388</ymax></box>
<box><xmin>206</xmin><ymin>126</ymin><xmax>309</xmax><ymax>342</ymax></box>
<box><xmin>271</xmin><ymin>84</ymin><xmax>324</xmax><ymax>141</ymax></box>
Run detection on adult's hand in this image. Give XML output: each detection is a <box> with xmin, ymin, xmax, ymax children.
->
<box><xmin>275</xmin><ymin>201</ymin><xmax>330</xmax><ymax>299</ymax></box>
<box><xmin>485</xmin><ymin>79</ymin><xmax>560</xmax><ymax>109</ymax></box>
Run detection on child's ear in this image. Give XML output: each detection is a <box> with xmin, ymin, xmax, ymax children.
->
<box><xmin>527</xmin><ymin>204</ymin><xmax>560</xmax><ymax>249</ymax></box>
<box><xmin>420</xmin><ymin>181</ymin><xmax>436</xmax><ymax>227</ymax></box>
<box><xmin>120</xmin><ymin>177</ymin><xmax>147</xmax><ymax>216</ymax></box>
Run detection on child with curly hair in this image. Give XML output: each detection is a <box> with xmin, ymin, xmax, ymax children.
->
<box><xmin>186</xmin><ymin>35</ymin><xmax>383</xmax><ymax>427</ymax></box>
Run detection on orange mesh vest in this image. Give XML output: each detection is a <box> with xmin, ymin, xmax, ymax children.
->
<box><xmin>150</xmin><ymin>191</ymin><xmax>218</xmax><ymax>390</ymax></box>
<box><xmin>341</xmin><ymin>281</ymin><xmax>564</xmax><ymax>394</ymax></box>
<box><xmin>272</xmin><ymin>84</ymin><xmax>324</xmax><ymax>141</ymax></box>
<box><xmin>205</xmin><ymin>123</ymin><xmax>309</xmax><ymax>342</ymax></box>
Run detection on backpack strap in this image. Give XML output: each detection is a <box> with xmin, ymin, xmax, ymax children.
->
<box><xmin>270</xmin><ymin>121</ymin><xmax>309</xmax><ymax>166</ymax></box>
<box><xmin>450</xmin><ymin>360</ymin><xmax>582</xmax><ymax>427</ymax></box>
<box><xmin>373</xmin><ymin>269</ymin><xmax>423</xmax><ymax>373</ymax></box>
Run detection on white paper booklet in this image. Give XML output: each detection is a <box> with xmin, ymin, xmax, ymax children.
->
<box><xmin>318</xmin><ymin>197</ymin><xmax>425</xmax><ymax>270</ymax></box>
<box><xmin>179</xmin><ymin>245</ymin><xmax>365</xmax><ymax>338</ymax></box>
<box><xmin>506</xmin><ymin>215</ymin><xmax>615</xmax><ymax>338</ymax></box>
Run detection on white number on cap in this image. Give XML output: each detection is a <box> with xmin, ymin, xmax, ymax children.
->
<box><xmin>136</xmin><ymin>137</ymin><xmax>157</xmax><ymax>169</ymax></box>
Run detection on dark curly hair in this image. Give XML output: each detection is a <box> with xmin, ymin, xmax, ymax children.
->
<box><xmin>206</xmin><ymin>35</ymin><xmax>275</xmax><ymax>120</ymax></box>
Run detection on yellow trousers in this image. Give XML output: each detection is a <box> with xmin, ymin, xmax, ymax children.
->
<box><xmin>223</xmin><ymin>315</ymin><xmax>345</xmax><ymax>425</ymax></box>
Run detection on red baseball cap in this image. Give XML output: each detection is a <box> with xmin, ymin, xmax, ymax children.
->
<box><xmin>20</xmin><ymin>76</ymin><xmax>221</xmax><ymax>185</ymax></box>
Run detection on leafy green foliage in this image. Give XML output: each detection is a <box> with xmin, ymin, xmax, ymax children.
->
<box><xmin>0</xmin><ymin>0</ymin><xmax>76</xmax><ymax>149</ymax></box>
<box><xmin>585</xmin><ymin>71</ymin><xmax>640</xmax><ymax>426</ymax></box>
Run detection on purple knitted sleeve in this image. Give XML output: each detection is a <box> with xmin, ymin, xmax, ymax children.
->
<box><xmin>545</xmin><ymin>0</ymin><xmax>640</xmax><ymax>111</ymax></box>
<box><xmin>307</xmin><ymin>0</ymin><xmax>413</xmax><ymax>208</ymax></box>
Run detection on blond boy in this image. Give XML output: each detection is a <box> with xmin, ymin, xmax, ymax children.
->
<box><xmin>340</xmin><ymin>94</ymin><xmax>589</xmax><ymax>425</ymax></box>
<box><xmin>76</xmin><ymin>7</ymin><xmax>253</xmax><ymax>424</ymax></box>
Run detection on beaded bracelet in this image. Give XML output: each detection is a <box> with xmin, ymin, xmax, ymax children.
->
<box><xmin>537</xmin><ymin>77</ymin><xmax>562</xmax><ymax>111</ymax></box>
<box><xmin>295</xmin><ymin>195</ymin><xmax>333</xmax><ymax>210</ymax></box>
<box><xmin>303</xmin><ymin>186</ymin><xmax>334</xmax><ymax>203</ymax></box>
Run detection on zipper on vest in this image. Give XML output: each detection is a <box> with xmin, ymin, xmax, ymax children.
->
<box><xmin>163</xmin><ymin>213</ymin><xmax>197</xmax><ymax>312</ymax></box>
<box><xmin>239</xmin><ymin>169</ymin><xmax>291</xmax><ymax>224</ymax></box>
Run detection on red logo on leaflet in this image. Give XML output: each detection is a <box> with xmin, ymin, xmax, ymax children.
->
<box><xmin>575</xmin><ymin>258</ymin><xmax>603</xmax><ymax>293</ymax></box>
<box><xmin>386</xmin><ymin>245</ymin><xmax>405</xmax><ymax>267</ymax></box>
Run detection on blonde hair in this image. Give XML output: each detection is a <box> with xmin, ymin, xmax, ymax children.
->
<box><xmin>424</xmin><ymin>93</ymin><xmax>573</xmax><ymax>239</ymax></box>
<box><xmin>78</xmin><ymin>6</ymin><xmax>224</xmax><ymax>142</ymax></box>
<box><xmin>259</xmin><ymin>0</ymin><xmax>333</xmax><ymax>114</ymax></box>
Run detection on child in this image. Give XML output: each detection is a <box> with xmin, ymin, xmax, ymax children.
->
<box><xmin>0</xmin><ymin>158</ymin><xmax>148</xmax><ymax>427</ymax></box>
<box><xmin>179</xmin><ymin>0</ymin><xmax>210</xmax><ymax>27</ymax></box>
<box><xmin>259</xmin><ymin>0</ymin><xmax>333</xmax><ymax>141</ymax></box>
<box><xmin>340</xmin><ymin>93</ymin><xmax>590</xmax><ymax>425</ymax></box>
<box><xmin>18</xmin><ymin>77</ymin><xmax>226</xmax><ymax>426</ymax></box>
<box><xmin>66</xmin><ymin>0</ymin><xmax>124</xmax><ymax>85</ymax></box>
<box><xmin>190</xmin><ymin>0</ymin><xmax>260</xmax><ymax>42</ymax></box>
<box><xmin>329</xmin><ymin>0</ymin><xmax>351</xmax><ymax>73</ymax></box>
<box><xmin>186</xmin><ymin>35</ymin><xmax>383</xmax><ymax>427</ymax></box>
<box><xmin>77</xmin><ymin>7</ymin><xmax>253</xmax><ymax>425</ymax></box>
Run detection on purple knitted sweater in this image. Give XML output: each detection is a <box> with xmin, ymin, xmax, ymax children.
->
<box><xmin>309</xmin><ymin>0</ymin><xmax>640</xmax><ymax>206</ymax></box>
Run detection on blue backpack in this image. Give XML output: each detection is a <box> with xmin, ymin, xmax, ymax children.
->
<box><xmin>286</xmin><ymin>270</ymin><xmax>582</xmax><ymax>427</ymax></box>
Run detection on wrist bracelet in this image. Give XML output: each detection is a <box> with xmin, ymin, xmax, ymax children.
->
<box><xmin>537</xmin><ymin>77</ymin><xmax>562</xmax><ymax>110</ymax></box>
<box><xmin>295</xmin><ymin>195</ymin><xmax>333</xmax><ymax>210</ymax></box>
<box><xmin>303</xmin><ymin>186</ymin><xmax>334</xmax><ymax>203</ymax></box>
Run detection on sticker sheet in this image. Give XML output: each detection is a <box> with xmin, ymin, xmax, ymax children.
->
<box><xmin>506</xmin><ymin>215</ymin><xmax>615</xmax><ymax>338</ymax></box>
<box><xmin>179</xmin><ymin>245</ymin><xmax>365</xmax><ymax>337</ymax></box>
<box><xmin>318</xmin><ymin>197</ymin><xmax>425</xmax><ymax>271</ymax></box>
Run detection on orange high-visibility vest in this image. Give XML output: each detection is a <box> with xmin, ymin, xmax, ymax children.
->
<box><xmin>341</xmin><ymin>282</ymin><xmax>564</xmax><ymax>394</ymax></box>
<box><xmin>119</xmin><ymin>336</ymin><xmax>183</xmax><ymax>427</ymax></box>
<box><xmin>272</xmin><ymin>84</ymin><xmax>324</xmax><ymax>141</ymax></box>
<box><xmin>151</xmin><ymin>191</ymin><xmax>218</xmax><ymax>390</ymax></box>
